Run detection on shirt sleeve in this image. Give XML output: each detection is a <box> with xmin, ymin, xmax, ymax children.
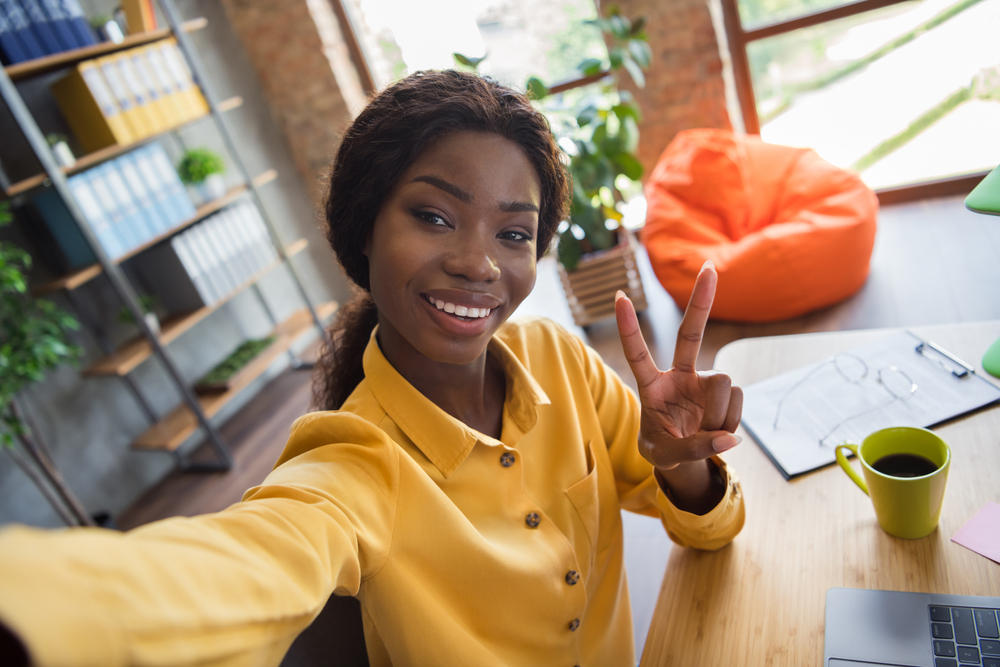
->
<box><xmin>572</xmin><ymin>332</ymin><xmax>745</xmax><ymax>551</ymax></box>
<box><xmin>0</xmin><ymin>412</ymin><xmax>397</xmax><ymax>667</ymax></box>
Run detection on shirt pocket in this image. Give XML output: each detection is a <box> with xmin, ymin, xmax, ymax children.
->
<box><xmin>565</xmin><ymin>439</ymin><xmax>618</xmax><ymax>554</ymax></box>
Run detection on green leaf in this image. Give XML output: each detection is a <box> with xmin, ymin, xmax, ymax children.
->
<box><xmin>612</xmin><ymin>152</ymin><xmax>644</xmax><ymax>180</ymax></box>
<box><xmin>578</xmin><ymin>58</ymin><xmax>604</xmax><ymax>77</ymax></box>
<box><xmin>618</xmin><ymin>115</ymin><xmax>640</xmax><ymax>153</ymax></box>
<box><xmin>609</xmin><ymin>14</ymin><xmax>630</xmax><ymax>39</ymax></box>
<box><xmin>525</xmin><ymin>76</ymin><xmax>549</xmax><ymax>100</ymax></box>
<box><xmin>608</xmin><ymin>46</ymin><xmax>625</xmax><ymax>70</ymax></box>
<box><xmin>627</xmin><ymin>39</ymin><xmax>653</xmax><ymax>69</ymax></box>
<box><xmin>630</xmin><ymin>16</ymin><xmax>647</xmax><ymax>36</ymax></box>
<box><xmin>611</xmin><ymin>103</ymin><xmax>640</xmax><ymax>123</ymax></box>
<box><xmin>453</xmin><ymin>52</ymin><xmax>486</xmax><ymax>69</ymax></box>
<box><xmin>622</xmin><ymin>55</ymin><xmax>646</xmax><ymax>88</ymax></box>
<box><xmin>576</xmin><ymin>105</ymin><xmax>599</xmax><ymax>127</ymax></box>
<box><xmin>557</xmin><ymin>231</ymin><xmax>583</xmax><ymax>272</ymax></box>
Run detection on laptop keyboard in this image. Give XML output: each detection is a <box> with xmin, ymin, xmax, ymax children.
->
<box><xmin>930</xmin><ymin>605</ymin><xmax>1000</xmax><ymax>666</ymax></box>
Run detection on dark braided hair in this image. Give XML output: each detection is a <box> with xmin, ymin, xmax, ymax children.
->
<box><xmin>313</xmin><ymin>70</ymin><xmax>571</xmax><ymax>410</ymax></box>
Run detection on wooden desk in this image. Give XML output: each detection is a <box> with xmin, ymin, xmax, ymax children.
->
<box><xmin>640</xmin><ymin>321</ymin><xmax>1000</xmax><ymax>666</ymax></box>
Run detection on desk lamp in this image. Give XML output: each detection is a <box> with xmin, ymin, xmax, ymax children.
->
<box><xmin>964</xmin><ymin>164</ymin><xmax>1000</xmax><ymax>378</ymax></box>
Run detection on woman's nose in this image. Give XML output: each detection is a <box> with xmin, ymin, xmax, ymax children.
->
<box><xmin>442</xmin><ymin>241</ymin><xmax>501</xmax><ymax>283</ymax></box>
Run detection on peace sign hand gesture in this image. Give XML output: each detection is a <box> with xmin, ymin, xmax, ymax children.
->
<box><xmin>615</xmin><ymin>262</ymin><xmax>743</xmax><ymax>511</ymax></box>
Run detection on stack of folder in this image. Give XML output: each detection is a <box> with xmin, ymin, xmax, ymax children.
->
<box><xmin>135</xmin><ymin>200</ymin><xmax>280</xmax><ymax>314</ymax></box>
<box><xmin>59</xmin><ymin>142</ymin><xmax>197</xmax><ymax>260</ymax></box>
<box><xmin>51</xmin><ymin>38</ymin><xmax>210</xmax><ymax>153</ymax></box>
<box><xmin>0</xmin><ymin>0</ymin><xmax>97</xmax><ymax>65</ymax></box>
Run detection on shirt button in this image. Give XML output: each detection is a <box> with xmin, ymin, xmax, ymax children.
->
<box><xmin>565</xmin><ymin>570</ymin><xmax>580</xmax><ymax>585</ymax></box>
<box><xmin>500</xmin><ymin>452</ymin><xmax>515</xmax><ymax>467</ymax></box>
<box><xmin>525</xmin><ymin>512</ymin><xmax>540</xmax><ymax>528</ymax></box>
<box><xmin>568</xmin><ymin>618</ymin><xmax>580</xmax><ymax>632</ymax></box>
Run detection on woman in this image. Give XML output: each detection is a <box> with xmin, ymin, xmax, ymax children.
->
<box><xmin>0</xmin><ymin>70</ymin><xmax>743</xmax><ymax>666</ymax></box>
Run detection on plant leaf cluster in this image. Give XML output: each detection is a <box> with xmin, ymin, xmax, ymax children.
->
<box><xmin>197</xmin><ymin>336</ymin><xmax>276</xmax><ymax>387</ymax></box>
<box><xmin>454</xmin><ymin>6</ymin><xmax>650</xmax><ymax>271</ymax></box>
<box><xmin>177</xmin><ymin>147</ymin><xmax>226</xmax><ymax>185</ymax></box>
<box><xmin>0</xmin><ymin>204</ymin><xmax>81</xmax><ymax>447</ymax></box>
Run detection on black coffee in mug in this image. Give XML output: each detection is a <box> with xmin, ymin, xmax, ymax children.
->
<box><xmin>871</xmin><ymin>452</ymin><xmax>939</xmax><ymax>478</ymax></box>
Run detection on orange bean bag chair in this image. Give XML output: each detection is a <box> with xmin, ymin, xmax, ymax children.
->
<box><xmin>642</xmin><ymin>129</ymin><xmax>878</xmax><ymax>322</ymax></box>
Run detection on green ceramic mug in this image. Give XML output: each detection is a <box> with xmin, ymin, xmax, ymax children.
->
<box><xmin>835</xmin><ymin>426</ymin><xmax>951</xmax><ymax>539</ymax></box>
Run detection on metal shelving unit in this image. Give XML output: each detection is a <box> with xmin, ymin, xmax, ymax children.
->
<box><xmin>0</xmin><ymin>2</ymin><xmax>333</xmax><ymax>472</ymax></box>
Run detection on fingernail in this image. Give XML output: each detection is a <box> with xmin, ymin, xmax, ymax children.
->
<box><xmin>615</xmin><ymin>290</ymin><xmax>627</xmax><ymax>301</ymax></box>
<box><xmin>702</xmin><ymin>260</ymin><xmax>715</xmax><ymax>272</ymax></box>
<box><xmin>713</xmin><ymin>434</ymin><xmax>742</xmax><ymax>452</ymax></box>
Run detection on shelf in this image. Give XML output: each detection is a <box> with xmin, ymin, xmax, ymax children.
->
<box><xmin>82</xmin><ymin>237</ymin><xmax>311</xmax><ymax>377</ymax></box>
<box><xmin>4</xmin><ymin>19</ymin><xmax>207</xmax><ymax>82</ymax></box>
<box><xmin>131</xmin><ymin>300</ymin><xmax>338</xmax><ymax>451</ymax></box>
<box><xmin>5</xmin><ymin>96</ymin><xmax>244</xmax><ymax>198</ymax></box>
<box><xmin>32</xmin><ymin>183</ymin><xmax>251</xmax><ymax>296</ymax></box>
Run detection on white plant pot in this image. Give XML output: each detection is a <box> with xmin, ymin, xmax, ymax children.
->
<box><xmin>143</xmin><ymin>312</ymin><xmax>161</xmax><ymax>336</ymax></box>
<box><xmin>197</xmin><ymin>174</ymin><xmax>227</xmax><ymax>203</ymax></box>
<box><xmin>51</xmin><ymin>141</ymin><xmax>76</xmax><ymax>168</ymax></box>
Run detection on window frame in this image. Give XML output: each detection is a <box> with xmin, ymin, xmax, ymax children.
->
<box><xmin>719</xmin><ymin>0</ymin><xmax>990</xmax><ymax>202</ymax></box>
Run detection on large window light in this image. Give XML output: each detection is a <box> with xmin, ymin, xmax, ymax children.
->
<box><xmin>723</xmin><ymin>0</ymin><xmax>1000</xmax><ymax>195</ymax></box>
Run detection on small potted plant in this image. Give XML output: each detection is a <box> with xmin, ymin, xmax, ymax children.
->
<box><xmin>117</xmin><ymin>294</ymin><xmax>161</xmax><ymax>336</ymax></box>
<box><xmin>46</xmin><ymin>133</ymin><xmax>76</xmax><ymax>169</ymax></box>
<box><xmin>177</xmin><ymin>147</ymin><xmax>227</xmax><ymax>204</ymax></box>
<box><xmin>0</xmin><ymin>203</ymin><xmax>93</xmax><ymax>526</ymax></box>
<box><xmin>89</xmin><ymin>14</ymin><xmax>124</xmax><ymax>44</ymax></box>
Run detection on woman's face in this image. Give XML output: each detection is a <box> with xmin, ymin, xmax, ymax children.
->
<box><xmin>365</xmin><ymin>131</ymin><xmax>541</xmax><ymax>366</ymax></box>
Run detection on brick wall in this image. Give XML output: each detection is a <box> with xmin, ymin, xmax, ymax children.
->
<box><xmin>600</xmin><ymin>0</ymin><xmax>734</xmax><ymax>177</ymax></box>
<box><xmin>218</xmin><ymin>0</ymin><xmax>367</xmax><ymax>203</ymax></box>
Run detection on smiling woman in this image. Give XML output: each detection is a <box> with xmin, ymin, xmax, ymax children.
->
<box><xmin>0</xmin><ymin>71</ymin><xmax>746</xmax><ymax>667</ymax></box>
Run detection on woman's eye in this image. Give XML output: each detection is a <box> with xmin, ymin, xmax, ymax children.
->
<box><xmin>500</xmin><ymin>230</ymin><xmax>533</xmax><ymax>242</ymax></box>
<box><xmin>414</xmin><ymin>210</ymin><xmax>448</xmax><ymax>227</ymax></box>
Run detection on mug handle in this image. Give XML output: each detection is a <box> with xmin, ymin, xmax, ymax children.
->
<box><xmin>835</xmin><ymin>442</ymin><xmax>869</xmax><ymax>496</ymax></box>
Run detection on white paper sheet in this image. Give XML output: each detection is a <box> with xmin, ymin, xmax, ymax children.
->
<box><xmin>741</xmin><ymin>331</ymin><xmax>1000</xmax><ymax>479</ymax></box>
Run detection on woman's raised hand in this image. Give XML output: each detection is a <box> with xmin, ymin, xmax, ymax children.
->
<box><xmin>614</xmin><ymin>261</ymin><xmax>743</xmax><ymax>472</ymax></box>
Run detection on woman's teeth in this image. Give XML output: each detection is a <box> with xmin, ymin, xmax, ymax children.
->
<box><xmin>427</xmin><ymin>296</ymin><xmax>491</xmax><ymax>319</ymax></box>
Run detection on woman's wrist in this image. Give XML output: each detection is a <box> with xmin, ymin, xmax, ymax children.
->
<box><xmin>655</xmin><ymin>458</ymin><xmax>726</xmax><ymax>516</ymax></box>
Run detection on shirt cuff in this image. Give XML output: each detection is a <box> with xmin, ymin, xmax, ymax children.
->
<box><xmin>654</xmin><ymin>456</ymin><xmax>745</xmax><ymax>551</ymax></box>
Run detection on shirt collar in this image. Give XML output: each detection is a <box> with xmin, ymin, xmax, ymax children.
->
<box><xmin>362</xmin><ymin>326</ymin><xmax>550</xmax><ymax>478</ymax></box>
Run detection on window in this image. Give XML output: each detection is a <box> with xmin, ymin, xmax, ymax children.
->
<box><xmin>723</xmin><ymin>0</ymin><xmax>1000</xmax><ymax>193</ymax></box>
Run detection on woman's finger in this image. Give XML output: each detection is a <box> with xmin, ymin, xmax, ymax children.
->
<box><xmin>615</xmin><ymin>291</ymin><xmax>659</xmax><ymax>390</ymax></box>
<box><xmin>699</xmin><ymin>371</ymin><xmax>732</xmax><ymax>432</ymax></box>
<box><xmin>648</xmin><ymin>430</ymin><xmax>742</xmax><ymax>469</ymax></box>
<box><xmin>722</xmin><ymin>385</ymin><xmax>744</xmax><ymax>434</ymax></box>
<box><xmin>672</xmin><ymin>261</ymin><xmax>717</xmax><ymax>373</ymax></box>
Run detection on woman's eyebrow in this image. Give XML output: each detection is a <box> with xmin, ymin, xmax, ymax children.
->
<box><xmin>412</xmin><ymin>175</ymin><xmax>473</xmax><ymax>203</ymax></box>
<box><xmin>413</xmin><ymin>175</ymin><xmax>539</xmax><ymax>214</ymax></box>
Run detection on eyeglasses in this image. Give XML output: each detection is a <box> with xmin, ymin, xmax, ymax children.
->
<box><xmin>773</xmin><ymin>352</ymin><xmax>918</xmax><ymax>446</ymax></box>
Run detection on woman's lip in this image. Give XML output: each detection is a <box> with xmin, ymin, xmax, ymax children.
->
<box><xmin>420</xmin><ymin>294</ymin><xmax>495</xmax><ymax>337</ymax></box>
<box><xmin>422</xmin><ymin>289</ymin><xmax>502</xmax><ymax>310</ymax></box>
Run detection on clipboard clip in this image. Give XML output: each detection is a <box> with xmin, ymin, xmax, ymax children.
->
<box><xmin>915</xmin><ymin>341</ymin><xmax>975</xmax><ymax>378</ymax></box>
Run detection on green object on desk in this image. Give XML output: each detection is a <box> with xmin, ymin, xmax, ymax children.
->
<box><xmin>965</xmin><ymin>164</ymin><xmax>1000</xmax><ymax>215</ymax></box>
<box><xmin>965</xmin><ymin>164</ymin><xmax>1000</xmax><ymax>377</ymax></box>
<box><xmin>984</xmin><ymin>336</ymin><xmax>1000</xmax><ymax>379</ymax></box>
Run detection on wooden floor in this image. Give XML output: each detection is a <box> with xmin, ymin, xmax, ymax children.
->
<box><xmin>116</xmin><ymin>194</ymin><xmax>1000</xmax><ymax>658</ymax></box>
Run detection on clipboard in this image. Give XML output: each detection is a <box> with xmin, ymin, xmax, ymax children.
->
<box><xmin>740</xmin><ymin>330</ymin><xmax>1000</xmax><ymax>480</ymax></box>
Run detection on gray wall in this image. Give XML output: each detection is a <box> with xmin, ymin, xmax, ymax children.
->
<box><xmin>0</xmin><ymin>0</ymin><xmax>353</xmax><ymax>527</ymax></box>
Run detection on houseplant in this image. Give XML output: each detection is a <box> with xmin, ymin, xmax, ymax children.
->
<box><xmin>117</xmin><ymin>294</ymin><xmax>161</xmax><ymax>336</ymax></box>
<box><xmin>456</xmin><ymin>6</ymin><xmax>652</xmax><ymax>326</ymax></box>
<box><xmin>0</xmin><ymin>203</ymin><xmax>92</xmax><ymax>526</ymax></box>
<box><xmin>177</xmin><ymin>147</ymin><xmax>227</xmax><ymax>203</ymax></box>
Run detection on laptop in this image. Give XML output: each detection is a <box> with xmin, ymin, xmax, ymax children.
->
<box><xmin>825</xmin><ymin>588</ymin><xmax>1000</xmax><ymax>666</ymax></box>
<box><xmin>965</xmin><ymin>165</ymin><xmax>1000</xmax><ymax>216</ymax></box>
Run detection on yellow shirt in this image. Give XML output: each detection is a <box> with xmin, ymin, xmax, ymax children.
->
<box><xmin>0</xmin><ymin>318</ymin><xmax>744</xmax><ymax>667</ymax></box>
